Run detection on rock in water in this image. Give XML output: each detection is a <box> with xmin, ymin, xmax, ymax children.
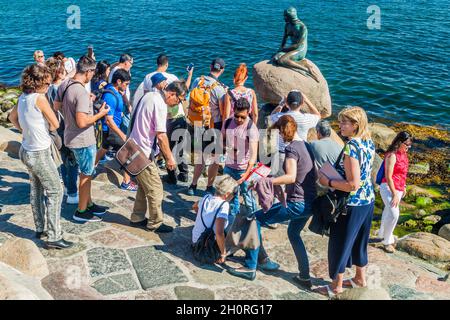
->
<box><xmin>397</xmin><ymin>232</ymin><xmax>450</xmax><ymax>262</ymax></box>
<box><xmin>439</xmin><ymin>224</ymin><xmax>450</xmax><ymax>242</ymax></box>
<box><xmin>252</xmin><ymin>60</ymin><xmax>332</xmax><ymax>117</ymax></box>
<box><xmin>368</xmin><ymin>123</ymin><xmax>397</xmax><ymax>151</ymax></box>
<box><xmin>0</xmin><ymin>238</ymin><xmax>49</xmax><ymax>279</ymax></box>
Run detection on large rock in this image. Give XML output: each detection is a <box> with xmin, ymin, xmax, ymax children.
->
<box><xmin>397</xmin><ymin>232</ymin><xmax>450</xmax><ymax>262</ymax></box>
<box><xmin>253</xmin><ymin>60</ymin><xmax>332</xmax><ymax>117</ymax></box>
<box><xmin>439</xmin><ymin>225</ymin><xmax>450</xmax><ymax>242</ymax></box>
<box><xmin>0</xmin><ymin>238</ymin><xmax>49</xmax><ymax>278</ymax></box>
<box><xmin>336</xmin><ymin>287</ymin><xmax>391</xmax><ymax>300</ymax></box>
<box><xmin>0</xmin><ymin>126</ymin><xmax>22</xmax><ymax>158</ymax></box>
<box><xmin>0</xmin><ymin>262</ymin><xmax>53</xmax><ymax>300</ymax></box>
<box><xmin>368</xmin><ymin>123</ymin><xmax>397</xmax><ymax>151</ymax></box>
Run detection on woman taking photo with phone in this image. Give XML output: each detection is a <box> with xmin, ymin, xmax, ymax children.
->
<box><xmin>378</xmin><ymin>131</ymin><xmax>412</xmax><ymax>253</ymax></box>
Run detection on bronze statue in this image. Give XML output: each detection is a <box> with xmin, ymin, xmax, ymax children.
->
<box><xmin>272</xmin><ymin>7</ymin><xmax>319</xmax><ymax>82</ymax></box>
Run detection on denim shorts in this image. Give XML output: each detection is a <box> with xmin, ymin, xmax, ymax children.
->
<box><xmin>70</xmin><ymin>144</ymin><xmax>97</xmax><ymax>176</ymax></box>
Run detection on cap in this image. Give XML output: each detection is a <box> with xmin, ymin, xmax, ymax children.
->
<box><xmin>286</xmin><ymin>90</ymin><xmax>303</xmax><ymax>107</ymax></box>
<box><xmin>211</xmin><ymin>58</ymin><xmax>225</xmax><ymax>71</ymax></box>
<box><xmin>151</xmin><ymin>73</ymin><xmax>167</xmax><ymax>87</ymax></box>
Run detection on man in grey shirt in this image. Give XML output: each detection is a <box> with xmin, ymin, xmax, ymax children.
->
<box><xmin>309</xmin><ymin>120</ymin><xmax>342</xmax><ymax>168</ymax></box>
<box><xmin>55</xmin><ymin>55</ymin><xmax>109</xmax><ymax>223</ymax></box>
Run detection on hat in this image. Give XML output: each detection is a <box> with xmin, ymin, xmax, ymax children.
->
<box><xmin>211</xmin><ymin>58</ymin><xmax>225</xmax><ymax>71</ymax></box>
<box><xmin>151</xmin><ymin>73</ymin><xmax>167</xmax><ymax>87</ymax></box>
<box><xmin>286</xmin><ymin>90</ymin><xmax>303</xmax><ymax>107</ymax></box>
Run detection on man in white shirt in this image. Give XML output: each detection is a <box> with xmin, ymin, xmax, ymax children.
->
<box><xmin>142</xmin><ymin>54</ymin><xmax>194</xmax><ymax>184</ymax></box>
<box><xmin>129</xmin><ymin>81</ymin><xmax>188</xmax><ymax>233</ymax></box>
<box><xmin>270</xmin><ymin>90</ymin><xmax>321</xmax><ymax>175</ymax></box>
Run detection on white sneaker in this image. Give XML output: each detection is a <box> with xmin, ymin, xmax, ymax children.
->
<box><xmin>67</xmin><ymin>194</ymin><xmax>79</xmax><ymax>205</ymax></box>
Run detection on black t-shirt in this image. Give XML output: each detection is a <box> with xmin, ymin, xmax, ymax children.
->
<box><xmin>284</xmin><ymin>140</ymin><xmax>317</xmax><ymax>203</ymax></box>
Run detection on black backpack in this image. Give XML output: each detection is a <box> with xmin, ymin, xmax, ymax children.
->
<box><xmin>192</xmin><ymin>196</ymin><xmax>226</xmax><ymax>264</ymax></box>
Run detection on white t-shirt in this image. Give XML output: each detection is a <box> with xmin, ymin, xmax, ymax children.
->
<box><xmin>192</xmin><ymin>195</ymin><xmax>229</xmax><ymax>243</ymax></box>
<box><xmin>270</xmin><ymin>111</ymin><xmax>320</xmax><ymax>152</ymax></box>
<box><xmin>128</xmin><ymin>91</ymin><xmax>167</xmax><ymax>159</ymax></box>
<box><xmin>143</xmin><ymin>71</ymin><xmax>184</xmax><ymax>119</ymax></box>
<box><xmin>109</xmin><ymin>66</ymin><xmax>131</xmax><ymax>101</ymax></box>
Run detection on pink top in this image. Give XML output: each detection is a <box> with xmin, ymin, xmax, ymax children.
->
<box><xmin>382</xmin><ymin>150</ymin><xmax>409</xmax><ymax>191</ymax></box>
<box><xmin>222</xmin><ymin>117</ymin><xmax>259</xmax><ymax>171</ymax></box>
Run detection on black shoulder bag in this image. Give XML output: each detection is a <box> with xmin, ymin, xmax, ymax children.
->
<box><xmin>192</xmin><ymin>196</ymin><xmax>226</xmax><ymax>264</ymax></box>
<box><xmin>309</xmin><ymin>140</ymin><xmax>360</xmax><ymax>236</ymax></box>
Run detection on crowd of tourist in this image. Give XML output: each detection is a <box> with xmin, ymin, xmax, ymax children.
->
<box><xmin>7</xmin><ymin>49</ymin><xmax>412</xmax><ymax>297</ymax></box>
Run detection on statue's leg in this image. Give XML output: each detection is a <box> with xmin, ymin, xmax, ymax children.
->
<box><xmin>298</xmin><ymin>60</ymin><xmax>320</xmax><ymax>82</ymax></box>
<box><xmin>278</xmin><ymin>51</ymin><xmax>319</xmax><ymax>82</ymax></box>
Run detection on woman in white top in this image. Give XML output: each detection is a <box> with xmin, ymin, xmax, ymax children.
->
<box><xmin>9</xmin><ymin>64</ymin><xmax>73</xmax><ymax>249</ymax></box>
<box><xmin>192</xmin><ymin>175</ymin><xmax>238</xmax><ymax>264</ymax></box>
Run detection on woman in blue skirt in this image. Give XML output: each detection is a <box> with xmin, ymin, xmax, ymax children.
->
<box><xmin>317</xmin><ymin>106</ymin><xmax>375</xmax><ymax>297</ymax></box>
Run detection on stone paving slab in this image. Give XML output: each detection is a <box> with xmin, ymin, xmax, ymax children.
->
<box><xmin>174</xmin><ymin>286</ymin><xmax>215</xmax><ymax>300</ymax></box>
<box><xmin>127</xmin><ymin>246</ymin><xmax>189</xmax><ymax>290</ymax></box>
<box><xmin>92</xmin><ymin>273</ymin><xmax>140</xmax><ymax>296</ymax></box>
<box><xmin>87</xmin><ymin>247</ymin><xmax>131</xmax><ymax>278</ymax></box>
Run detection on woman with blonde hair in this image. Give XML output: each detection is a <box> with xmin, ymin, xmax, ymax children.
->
<box><xmin>317</xmin><ymin>106</ymin><xmax>375</xmax><ymax>297</ymax></box>
<box><xmin>223</xmin><ymin>63</ymin><xmax>258</xmax><ymax>124</ymax></box>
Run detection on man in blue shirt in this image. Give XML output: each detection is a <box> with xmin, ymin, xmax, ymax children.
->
<box><xmin>94</xmin><ymin>69</ymin><xmax>137</xmax><ymax>191</ymax></box>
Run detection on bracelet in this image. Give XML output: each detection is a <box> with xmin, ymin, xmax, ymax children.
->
<box><xmin>328</xmin><ymin>179</ymin><xmax>333</xmax><ymax>188</ymax></box>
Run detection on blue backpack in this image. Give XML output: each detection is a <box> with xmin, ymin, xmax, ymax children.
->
<box><xmin>376</xmin><ymin>160</ymin><xmax>385</xmax><ymax>185</ymax></box>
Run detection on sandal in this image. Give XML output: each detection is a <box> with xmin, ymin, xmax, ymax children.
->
<box><xmin>343</xmin><ymin>278</ymin><xmax>366</xmax><ymax>289</ymax></box>
<box><xmin>314</xmin><ymin>285</ymin><xmax>339</xmax><ymax>298</ymax></box>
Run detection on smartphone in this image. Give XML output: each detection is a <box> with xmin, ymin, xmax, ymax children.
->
<box><xmin>87</xmin><ymin>45</ymin><xmax>94</xmax><ymax>58</ymax></box>
<box><xmin>187</xmin><ymin>63</ymin><xmax>194</xmax><ymax>72</ymax></box>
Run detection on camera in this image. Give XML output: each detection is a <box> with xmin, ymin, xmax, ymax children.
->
<box><xmin>187</xmin><ymin>63</ymin><xmax>194</xmax><ymax>72</ymax></box>
<box><xmin>93</xmin><ymin>91</ymin><xmax>105</xmax><ymax>112</ymax></box>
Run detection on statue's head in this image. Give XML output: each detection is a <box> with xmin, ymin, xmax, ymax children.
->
<box><xmin>284</xmin><ymin>6</ymin><xmax>299</xmax><ymax>23</ymax></box>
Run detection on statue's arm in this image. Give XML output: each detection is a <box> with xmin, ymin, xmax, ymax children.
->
<box><xmin>281</xmin><ymin>24</ymin><xmax>305</xmax><ymax>52</ymax></box>
<box><xmin>279</xmin><ymin>25</ymin><xmax>288</xmax><ymax>50</ymax></box>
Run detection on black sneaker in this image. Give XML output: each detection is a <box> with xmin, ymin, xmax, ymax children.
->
<box><xmin>293</xmin><ymin>275</ymin><xmax>313</xmax><ymax>290</ymax></box>
<box><xmin>177</xmin><ymin>173</ymin><xmax>189</xmax><ymax>183</ymax></box>
<box><xmin>73</xmin><ymin>210</ymin><xmax>102</xmax><ymax>222</ymax></box>
<box><xmin>206</xmin><ymin>186</ymin><xmax>216</xmax><ymax>195</ymax></box>
<box><xmin>163</xmin><ymin>173</ymin><xmax>177</xmax><ymax>185</ymax></box>
<box><xmin>152</xmin><ymin>224</ymin><xmax>174</xmax><ymax>233</ymax></box>
<box><xmin>187</xmin><ymin>184</ymin><xmax>197</xmax><ymax>196</ymax></box>
<box><xmin>88</xmin><ymin>203</ymin><xmax>108</xmax><ymax>216</ymax></box>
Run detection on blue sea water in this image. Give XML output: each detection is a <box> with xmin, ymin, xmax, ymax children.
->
<box><xmin>0</xmin><ymin>0</ymin><xmax>448</xmax><ymax>127</ymax></box>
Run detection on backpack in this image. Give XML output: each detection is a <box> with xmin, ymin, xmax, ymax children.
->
<box><xmin>192</xmin><ymin>195</ymin><xmax>227</xmax><ymax>265</ymax></box>
<box><xmin>188</xmin><ymin>76</ymin><xmax>220</xmax><ymax>128</ymax></box>
<box><xmin>376</xmin><ymin>159</ymin><xmax>386</xmax><ymax>185</ymax></box>
<box><xmin>91</xmin><ymin>85</ymin><xmax>119</xmax><ymax>149</ymax></box>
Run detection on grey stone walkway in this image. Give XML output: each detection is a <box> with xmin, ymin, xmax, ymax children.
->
<box><xmin>1</xmin><ymin>150</ymin><xmax>449</xmax><ymax>300</ymax></box>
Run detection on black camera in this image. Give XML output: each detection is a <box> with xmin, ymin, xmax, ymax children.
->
<box><xmin>93</xmin><ymin>91</ymin><xmax>105</xmax><ymax>112</ymax></box>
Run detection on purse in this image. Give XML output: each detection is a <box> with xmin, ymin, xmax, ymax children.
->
<box><xmin>115</xmin><ymin>93</ymin><xmax>153</xmax><ymax>176</ymax></box>
<box><xmin>225</xmin><ymin>211</ymin><xmax>260</xmax><ymax>253</ymax></box>
<box><xmin>309</xmin><ymin>141</ymin><xmax>357</xmax><ymax>236</ymax></box>
<box><xmin>192</xmin><ymin>196</ymin><xmax>226</xmax><ymax>264</ymax></box>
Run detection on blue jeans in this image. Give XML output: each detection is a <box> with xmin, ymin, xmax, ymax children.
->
<box><xmin>70</xmin><ymin>144</ymin><xmax>97</xmax><ymax>177</ymax></box>
<box><xmin>244</xmin><ymin>201</ymin><xmax>312</xmax><ymax>279</ymax></box>
<box><xmin>223</xmin><ymin>166</ymin><xmax>257</xmax><ymax>230</ymax></box>
<box><xmin>60</xmin><ymin>147</ymin><xmax>79</xmax><ymax>196</ymax></box>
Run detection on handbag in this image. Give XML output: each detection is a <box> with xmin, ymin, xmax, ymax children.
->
<box><xmin>225</xmin><ymin>211</ymin><xmax>260</xmax><ymax>253</ymax></box>
<box><xmin>115</xmin><ymin>93</ymin><xmax>153</xmax><ymax>176</ymax></box>
<box><xmin>192</xmin><ymin>196</ymin><xmax>226</xmax><ymax>264</ymax></box>
<box><xmin>309</xmin><ymin>141</ymin><xmax>357</xmax><ymax>236</ymax></box>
